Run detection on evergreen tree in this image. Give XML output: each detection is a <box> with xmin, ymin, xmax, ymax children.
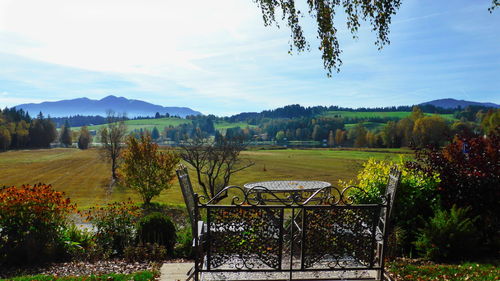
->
<box><xmin>151</xmin><ymin>127</ymin><xmax>160</xmax><ymax>140</ymax></box>
<box><xmin>78</xmin><ymin>126</ymin><xmax>92</xmax><ymax>149</ymax></box>
<box><xmin>60</xmin><ymin>120</ymin><xmax>72</xmax><ymax>147</ymax></box>
<box><xmin>29</xmin><ymin>113</ymin><xmax>57</xmax><ymax>148</ymax></box>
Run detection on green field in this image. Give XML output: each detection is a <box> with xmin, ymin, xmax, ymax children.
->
<box><xmin>72</xmin><ymin>118</ymin><xmax>253</xmax><ymax>134</ymax></box>
<box><xmin>321</xmin><ymin>111</ymin><xmax>457</xmax><ymax>121</ymax></box>
<box><xmin>72</xmin><ymin>117</ymin><xmax>191</xmax><ymax>133</ymax></box>
<box><xmin>344</xmin><ymin>121</ymin><xmax>386</xmax><ymax>130</ymax></box>
<box><xmin>214</xmin><ymin>120</ymin><xmax>255</xmax><ymax>129</ymax></box>
<box><xmin>0</xmin><ymin>148</ymin><xmax>409</xmax><ymax>209</ymax></box>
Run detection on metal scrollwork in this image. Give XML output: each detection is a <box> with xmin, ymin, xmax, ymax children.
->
<box><xmin>194</xmin><ymin>183</ymin><xmax>390</xmax><ymax>280</ymax></box>
<box><xmin>302</xmin><ymin>206</ymin><xmax>381</xmax><ymax>269</ymax></box>
<box><xmin>207</xmin><ymin>207</ymin><xmax>283</xmax><ymax>270</ymax></box>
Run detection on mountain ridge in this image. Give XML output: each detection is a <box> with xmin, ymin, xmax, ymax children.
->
<box><xmin>420</xmin><ymin>98</ymin><xmax>499</xmax><ymax>109</ymax></box>
<box><xmin>14</xmin><ymin>95</ymin><xmax>202</xmax><ymax>118</ymax></box>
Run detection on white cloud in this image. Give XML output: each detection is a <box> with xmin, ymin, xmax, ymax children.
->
<box><xmin>0</xmin><ymin>91</ymin><xmax>47</xmax><ymax>106</ymax></box>
<box><xmin>0</xmin><ymin>0</ymin><xmax>498</xmax><ymax>115</ymax></box>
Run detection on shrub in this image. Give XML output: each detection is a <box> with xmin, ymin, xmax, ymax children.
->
<box><xmin>340</xmin><ymin>157</ymin><xmax>440</xmax><ymax>252</ymax></box>
<box><xmin>60</xmin><ymin>224</ymin><xmax>97</xmax><ymax>260</ymax></box>
<box><xmin>174</xmin><ymin>226</ymin><xmax>193</xmax><ymax>258</ymax></box>
<box><xmin>411</xmin><ymin>135</ymin><xmax>499</xmax><ymax>250</ymax></box>
<box><xmin>84</xmin><ymin>201</ymin><xmax>140</xmax><ymax>257</ymax></box>
<box><xmin>0</xmin><ymin>184</ymin><xmax>76</xmax><ymax>265</ymax></box>
<box><xmin>136</xmin><ymin>212</ymin><xmax>176</xmax><ymax>256</ymax></box>
<box><xmin>414</xmin><ymin>205</ymin><xmax>479</xmax><ymax>261</ymax></box>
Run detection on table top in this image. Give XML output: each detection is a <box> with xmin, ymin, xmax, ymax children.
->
<box><xmin>243</xmin><ymin>180</ymin><xmax>331</xmax><ymax>192</ymax></box>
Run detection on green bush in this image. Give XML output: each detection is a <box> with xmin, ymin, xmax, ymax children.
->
<box><xmin>174</xmin><ymin>226</ymin><xmax>193</xmax><ymax>258</ymax></box>
<box><xmin>415</xmin><ymin>205</ymin><xmax>479</xmax><ymax>261</ymax></box>
<box><xmin>84</xmin><ymin>201</ymin><xmax>140</xmax><ymax>257</ymax></box>
<box><xmin>60</xmin><ymin>224</ymin><xmax>97</xmax><ymax>260</ymax></box>
<box><xmin>136</xmin><ymin>212</ymin><xmax>176</xmax><ymax>256</ymax></box>
<box><xmin>340</xmin><ymin>157</ymin><xmax>440</xmax><ymax>253</ymax></box>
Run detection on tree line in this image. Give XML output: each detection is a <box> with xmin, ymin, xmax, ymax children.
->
<box><xmin>157</xmin><ymin>106</ymin><xmax>499</xmax><ymax>149</ymax></box>
<box><xmin>0</xmin><ymin>108</ymin><xmax>93</xmax><ymax>151</ymax></box>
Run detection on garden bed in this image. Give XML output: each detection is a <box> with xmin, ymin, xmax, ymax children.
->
<box><xmin>387</xmin><ymin>258</ymin><xmax>500</xmax><ymax>281</ymax></box>
<box><xmin>0</xmin><ymin>259</ymin><xmax>163</xmax><ymax>280</ymax></box>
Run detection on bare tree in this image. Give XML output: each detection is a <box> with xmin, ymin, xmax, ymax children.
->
<box><xmin>180</xmin><ymin>132</ymin><xmax>254</xmax><ymax>199</ymax></box>
<box><xmin>99</xmin><ymin>111</ymin><xmax>127</xmax><ymax>181</ymax></box>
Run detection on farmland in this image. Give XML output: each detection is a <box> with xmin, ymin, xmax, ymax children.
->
<box><xmin>0</xmin><ymin>147</ymin><xmax>409</xmax><ymax>209</ymax></box>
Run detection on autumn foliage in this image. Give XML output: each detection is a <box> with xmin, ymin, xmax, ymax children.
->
<box><xmin>0</xmin><ymin>183</ymin><xmax>76</xmax><ymax>265</ymax></box>
<box><xmin>120</xmin><ymin>134</ymin><xmax>180</xmax><ymax>205</ymax></box>
<box><xmin>412</xmin><ymin>135</ymin><xmax>500</xmax><ymax>252</ymax></box>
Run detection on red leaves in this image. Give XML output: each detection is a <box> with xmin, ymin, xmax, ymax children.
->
<box><xmin>0</xmin><ymin>183</ymin><xmax>76</xmax><ymax>219</ymax></box>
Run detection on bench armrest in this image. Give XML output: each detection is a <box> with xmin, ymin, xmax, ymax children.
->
<box><xmin>193</xmin><ymin>220</ymin><xmax>207</xmax><ymax>247</ymax></box>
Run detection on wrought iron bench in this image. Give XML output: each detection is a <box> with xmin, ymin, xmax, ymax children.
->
<box><xmin>177</xmin><ymin>166</ymin><xmax>401</xmax><ymax>281</ymax></box>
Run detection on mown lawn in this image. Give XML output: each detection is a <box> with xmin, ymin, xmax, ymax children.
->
<box><xmin>0</xmin><ymin>147</ymin><xmax>408</xmax><ymax>209</ymax></box>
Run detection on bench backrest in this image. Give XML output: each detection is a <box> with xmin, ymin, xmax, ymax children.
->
<box><xmin>176</xmin><ymin>165</ymin><xmax>197</xmax><ymax>236</ymax></box>
<box><xmin>195</xmin><ymin>185</ymin><xmax>390</xmax><ymax>274</ymax></box>
<box><xmin>385</xmin><ymin>167</ymin><xmax>402</xmax><ymax>223</ymax></box>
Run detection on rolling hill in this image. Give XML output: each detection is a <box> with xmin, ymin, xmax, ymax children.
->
<box><xmin>420</xmin><ymin>98</ymin><xmax>499</xmax><ymax>109</ymax></box>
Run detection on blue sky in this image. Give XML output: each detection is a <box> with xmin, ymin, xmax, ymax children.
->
<box><xmin>0</xmin><ymin>0</ymin><xmax>499</xmax><ymax>116</ymax></box>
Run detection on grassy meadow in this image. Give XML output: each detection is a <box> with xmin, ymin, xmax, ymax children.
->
<box><xmin>72</xmin><ymin>117</ymin><xmax>192</xmax><ymax>133</ymax></box>
<box><xmin>71</xmin><ymin>118</ymin><xmax>255</xmax><ymax>134</ymax></box>
<box><xmin>0</xmin><ymin>147</ymin><xmax>410</xmax><ymax>209</ymax></box>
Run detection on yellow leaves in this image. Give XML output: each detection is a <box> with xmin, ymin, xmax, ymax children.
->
<box><xmin>120</xmin><ymin>134</ymin><xmax>180</xmax><ymax>204</ymax></box>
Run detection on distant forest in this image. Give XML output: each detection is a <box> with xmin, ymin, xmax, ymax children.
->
<box><xmin>1</xmin><ymin>103</ymin><xmax>499</xmax><ymax>151</ymax></box>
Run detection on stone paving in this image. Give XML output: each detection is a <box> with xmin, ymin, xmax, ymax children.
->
<box><xmin>159</xmin><ymin>262</ymin><xmax>381</xmax><ymax>281</ymax></box>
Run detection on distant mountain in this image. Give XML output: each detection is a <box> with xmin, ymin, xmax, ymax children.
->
<box><xmin>14</xmin><ymin>95</ymin><xmax>202</xmax><ymax>118</ymax></box>
<box><xmin>420</xmin><ymin>98</ymin><xmax>499</xmax><ymax>109</ymax></box>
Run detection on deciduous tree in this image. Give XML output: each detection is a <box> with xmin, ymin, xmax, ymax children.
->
<box><xmin>78</xmin><ymin>126</ymin><xmax>92</xmax><ymax>149</ymax></box>
<box><xmin>120</xmin><ymin>134</ymin><xmax>180</xmax><ymax>205</ymax></box>
<box><xmin>99</xmin><ymin>111</ymin><xmax>127</xmax><ymax>181</ymax></box>
<box><xmin>254</xmin><ymin>0</ymin><xmax>402</xmax><ymax>76</ymax></box>
<box><xmin>413</xmin><ymin>116</ymin><xmax>449</xmax><ymax>147</ymax></box>
<box><xmin>180</xmin><ymin>133</ymin><xmax>254</xmax><ymax>199</ymax></box>
<box><xmin>0</xmin><ymin>126</ymin><xmax>11</xmax><ymax>151</ymax></box>
<box><xmin>327</xmin><ymin>130</ymin><xmax>334</xmax><ymax>147</ymax></box>
<box><xmin>60</xmin><ymin>120</ymin><xmax>72</xmax><ymax>147</ymax></box>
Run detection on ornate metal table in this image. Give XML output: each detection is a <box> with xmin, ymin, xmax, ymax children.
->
<box><xmin>243</xmin><ymin>180</ymin><xmax>331</xmax><ymax>204</ymax></box>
